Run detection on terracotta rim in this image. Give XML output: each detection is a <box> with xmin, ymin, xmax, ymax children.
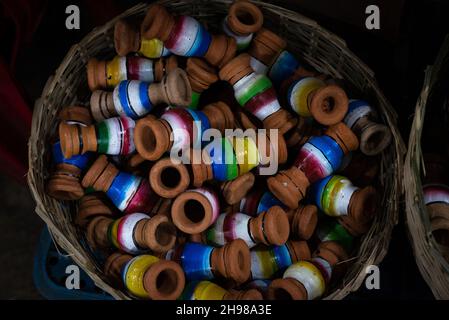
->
<box><xmin>267</xmin><ymin>278</ymin><xmax>307</xmax><ymax>300</ymax></box>
<box><xmin>143</xmin><ymin>260</ymin><xmax>185</xmax><ymax>300</ymax></box>
<box><xmin>309</xmin><ymin>85</ymin><xmax>349</xmax><ymax>126</ymax></box>
<box><xmin>228</xmin><ymin>1</ymin><xmax>263</xmax><ymax>35</ymax></box>
<box><xmin>360</xmin><ymin>123</ymin><xmax>392</xmax><ymax>156</ymax></box>
<box><xmin>171</xmin><ymin>190</ymin><xmax>213</xmax><ymax>234</ymax></box>
<box><xmin>149</xmin><ymin>158</ymin><xmax>190</xmax><ymax>198</ymax></box>
<box><xmin>134</xmin><ymin>116</ymin><xmax>171</xmax><ymax>161</ymax></box>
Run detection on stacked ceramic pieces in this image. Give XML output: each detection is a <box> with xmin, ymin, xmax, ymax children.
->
<box><xmin>44</xmin><ymin>1</ymin><xmax>392</xmax><ymax>300</ymax></box>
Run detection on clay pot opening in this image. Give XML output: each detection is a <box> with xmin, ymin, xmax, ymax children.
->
<box><xmin>183</xmin><ymin>199</ymin><xmax>206</xmax><ymax>223</ymax></box>
<box><xmin>228</xmin><ymin>1</ymin><xmax>263</xmax><ymax>35</ymax></box>
<box><xmin>155</xmin><ymin>268</ymin><xmax>179</xmax><ymax>296</ymax></box>
<box><xmin>149</xmin><ymin>159</ymin><xmax>190</xmax><ymax>198</ymax></box>
<box><xmin>155</xmin><ymin>221</ymin><xmax>177</xmax><ymax>247</ymax></box>
<box><xmin>171</xmin><ymin>191</ymin><xmax>213</xmax><ymax>234</ymax></box>
<box><xmin>143</xmin><ymin>260</ymin><xmax>185</xmax><ymax>300</ymax></box>
<box><xmin>270</xmin><ymin>287</ymin><xmax>294</xmax><ymax>300</ymax></box>
<box><xmin>360</xmin><ymin>124</ymin><xmax>391</xmax><ymax>156</ymax></box>
<box><xmin>160</xmin><ymin>166</ymin><xmax>182</xmax><ymax>189</ymax></box>
<box><xmin>138</xmin><ymin>124</ymin><xmax>157</xmax><ymax>156</ymax></box>
<box><xmin>309</xmin><ymin>85</ymin><xmax>348</xmax><ymax>126</ymax></box>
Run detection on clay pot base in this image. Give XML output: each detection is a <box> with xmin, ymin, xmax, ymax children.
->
<box><xmin>141</xmin><ymin>4</ymin><xmax>174</xmax><ymax>42</ymax></box>
<box><xmin>286</xmin><ymin>240</ymin><xmax>311</xmax><ymax>262</ymax></box>
<box><xmin>219</xmin><ymin>53</ymin><xmax>253</xmax><ymax>85</ymax></box>
<box><xmin>250</xmin><ymin>206</ymin><xmax>290</xmax><ymax>246</ymax></box>
<box><xmin>349</xmin><ymin>186</ymin><xmax>378</xmax><ymax>225</ymax></box>
<box><xmin>211</xmin><ymin>239</ymin><xmax>251</xmax><ymax>283</ymax></box>
<box><xmin>316</xmin><ymin>241</ymin><xmax>349</xmax><ymax>267</ymax></box>
<box><xmin>324</xmin><ymin>122</ymin><xmax>359</xmax><ymax>155</ymax></box>
<box><xmin>147</xmin><ymin>68</ymin><xmax>190</xmax><ymax>106</ymax></box>
<box><xmin>47</xmin><ymin>175</ymin><xmax>84</xmax><ymax>201</ymax></box>
<box><xmin>221</xmin><ymin>172</ymin><xmax>255</xmax><ymax>205</ymax></box>
<box><xmin>205</xmin><ymin>35</ymin><xmax>237</xmax><ymax>68</ymax></box>
<box><xmin>149</xmin><ymin>158</ymin><xmax>190</xmax><ymax>198</ymax></box>
<box><xmin>249</xmin><ymin>28</ymin><xmax>287</xmax><ymax>66</ymax></box>
<box><xmin>267</xmin><ymin>167</ymin><xmax>309</xmax><ymax>209</ymax></box>
<box><xmin>76</xmin><ymin>195</ymin><xmax>115</xmax><ymax>227</ymax></box>
<box><xmin>359</xmin><ymin>123</ymin><xmax>392</xmax><ymax>156</ymax></box>
<box><xmin>171</xmin><ymin>190</ymin><xmax>214</xmax><ymax>234</ymax></box>
<box><xmin>143</xmin><ymin>260</ymin><xmax>185</xmax><ymax>300</ymax></box>
<box><xmin>135</xmin><ymin>215</ymin><xmax>177</xmax><ymax>253</ymax></box>
<box><xmin>267</xmin><ymin>278</ymin><xmax>307</xmax><ymax>300</ymax></box>
<box><xmin>309</xmin><ymin>85</ymin><xmax>348</xmax><ymax>126</ymax></box>
<box><xmin>114</xmin><ymin>19</ymin><xmax>140</xmax><ymax>57</ymax></box>
<box><xmin>288</xmin><ymin>205</ymin><xmax>318</xmax><ymax>240</ymax></box>
<box><xmin>227</xmin><ymin>1</ymin><xmax>263</xmax><ymax>35</ymax></box>
<box><xmin>87</xmin><ymin>58</ymin><xmax>107</xmax><ymax>91</ymax></box>
<box><xmin>186</xmin><ymin>58</ymin><xmax>218</xmax><ymax>92</ymax></box>
<box><xmin>263</xmin><ymin>109</ymin><xmax>298</xmax><ymax>136</ymax></box>
<box><xmin>104</xmin><ymin>253</ymin><xmax>133</xmax><ymax>288</ymax></box>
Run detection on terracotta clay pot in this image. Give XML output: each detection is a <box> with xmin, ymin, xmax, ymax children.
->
<box><xmin>104</xmin><ymin>253</ymin><xmax>185</xmax><ymax>300</ymax></box>
<box><xmin>114</xmin><ymin>19</ymin><xmax>141</xmax><ymax>56</ymax></box>
<box><xmin>249</xmin><ymin>206</ymin><xmax>290</xmax><ymax>246</ymax></box>
<box><xmin>227</xmin><ymin>1</ymin><xmax>263</xmax><ymax>36</ymax></box>
<box><xmin>219</xmin><ymin>53</ymin><xmax>297</xmax><ymax>135</ymax></box>
<box><xmin>220</xmin><ymin>172</ymin><xmax>255</xmax><ymax>205</ymax></box>
<box><xmin>267</xmin><ymin>122</ymin><xmax>359</xmax><ymax>209</ymax></box>
<box><xmin>267</xmin><ymin>278</ymin><xmax>308</xmax><ymax>300</ymax></box>
<box><xmin>186</xmin><ymin>58</ymin><xmax>218</xmax><ymax>94</ymax></box>
<box><xmin>224</xmin><ymin>288</ymin><xmax>263</xmax><ymax>300</ymax></box>
<box><xmin>286</xmin><ymin>205</ymin><xmax>318</xmax><ymax>240</ymax></box>
<box><xmin>248</xmin><ymin>28</ymin><xmax>286</xmax><ymax>67</ymax></box>
<box><xmin>171</xmin><ymin>187</ymin><xmax>219</xmax><ymax>234</ymax></box>
<box><xmin>210</xmin><ymin>239</ymin><xmax>251</xmax><ymax>283</ymax></box>
<box><xmin>339</xmin><ymin>186</ymin><xmax>378</xmax><ymax>237</ymax></box>
<box><xmin>141</xmin><ymin>4</ymin><xmax>236</xmax><ymax>67</ymax></box>
<box><xmin>47</xmin><ymin>107</ymin><xmax>93</xmax><ymax>200</ymax></box>
<box><xmin>148</xmin><ymin>157</ymin><xmax>191</xmax><ymax>198</ymax></box>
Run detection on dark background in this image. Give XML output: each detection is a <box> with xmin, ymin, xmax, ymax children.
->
<box><xmin>1</xmin><ymin>0</ymin><xmax>447</xmax><ymax>299</ymax></box>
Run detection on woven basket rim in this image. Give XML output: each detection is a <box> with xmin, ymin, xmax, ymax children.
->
<box><xmin>404</xmin><ymin>34</ymin><xmax>449</xmax><ymax>299</ymax></box>
<box><xmin>28</xmin><ymin>0</ymin><xmax>405</xmax><ymax>300</ymax></box>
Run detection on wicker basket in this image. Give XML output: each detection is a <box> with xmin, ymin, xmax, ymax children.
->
<box><xmin>28</xmin><ymin>0</ymin><xmax>405</xmax><ymax>299</ymax></box>
<box><xmin>404</xmin><ymin>35</ymin><xmax>449</xmax><ymax>299</ymax></box>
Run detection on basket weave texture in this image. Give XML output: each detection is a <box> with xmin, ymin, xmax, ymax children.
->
<box><xmin>28</xmin><ymin>0</ymin><xmax>405</xmax><ymax>299</ymax></box>
<box><xmin>404</xmin><ymin>35</ymin><xmax>449</xmax><ymax>299</ymax></box>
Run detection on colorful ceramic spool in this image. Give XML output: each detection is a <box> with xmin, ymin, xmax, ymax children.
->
<box><xmin>267</xmin><ymin>122</ymin><xmax>359</xmax><ymax>209</ymax></box>
<box><xmin>135</xmin><ymin>101</ymin><xmax>233</xmax><ymax>161</ymax></box>
<box><xmin>250</xmin><ymin>240</ymin><xmax>310</xmax><ymax>280</ymax></box>
<box><xmin>141</xmin><ymin>4</ymin><xmax>237</xmax><ymax>67</ymax></box>
<box><xmin>87</xmin><ymin>55</ymin><xmax>177</xmax><ymax>91</ymax></box>
<box><xmin>343</xmin><ymin>99</ymin><xmax>391</xmax><ymax>155</ymax></box>
<box><xmin>206</xmin><ymin>206</ymin><xmax>290</xmax><ymax>248</ymax></box>
<box><xmin>222</xmin><ymin>1</ymin><xmax>263</xmax><ymax>51</ymax></box>
<box><xmin>59</xmin><ymin>116</ymin><xmax>136</xmax><ymax>159</ymax></box>
<box><xmin>181</xmin><ymin>281</ymin><xmax>263</xmax><ymax>300</ymax></box>
<box><xmin>90</xmin><ymin>68</ymin><xmax>191</xmax><ymax>121</ymax></box>
<box><xmin>171</xmin><ymin>187</ymin><xmax>220</xmax><ymax>234</ymax></box>
<box><xmin>86</xmin><ymin>213</ymin><xmax>176</xmax><ymax>253</ymax></box>
<box><xmin>190</xmin><ymin>131</ymin><xmax>287</xmax><ymax>188</ymax></box>
<box><xmin>82</xmin><ymin>155</ymin><xmax>159</xmax><ymax>214</ymax></box>
<box><xmin>310</xmin><ymin>175</ymin><xmax>377</xmax><ymax>236</ymax></box>
<box><xmin>163</xmin><ymin>239</ymin><xmax>251</xmax><ymax>283</ymax></box>
<box><xmin>239</xmin><ymin>188</ymin><xmax>318</xmax><ymax>240</ymax></box>
<box><xmin>423</xmin><ymin>185</ymin><xmax>449</xmax><ymax>206</ymax></box>
<box><xmin>114</xmin><ymin>19</ymin><xmax>170</xmax><ymax>58</ymax></box>
<box><xmin>46</xmin><ymin>140</ymin><xmax>93</xmax><ymax>200</ymax></box>
<box><xmin>104</xmin><ymin>253</ymin><xmax>185</xmax><ymax>300</ymax></box>
<box><xmin>287</xmin><ymin>76</ymin><xmax>348</xmax><ymax>126</ymax></box>
<box><xmin>219</xmin><ymin>53</ymin><xmax>297</xmax><ymax>134</ymax></box>
<box><xmin>47</xmin><ymin>106</ymin><xmax>94</xmax><ymax>200</ymax></box>
<box><xmin>267</xmin><ymin>260</ymin><xmax>327</xmax><ymax>300</ymax></box>
<box><xmin>185</xmin><ymin>58</ymin><xmax>218</xmax><ymax>109</ymax></box>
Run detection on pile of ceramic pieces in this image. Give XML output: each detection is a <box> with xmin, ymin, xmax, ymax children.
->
<box><xmin>46</xmin><ymin>1</ymin><xmax>392</xmax><ymax>300</ymax></box>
